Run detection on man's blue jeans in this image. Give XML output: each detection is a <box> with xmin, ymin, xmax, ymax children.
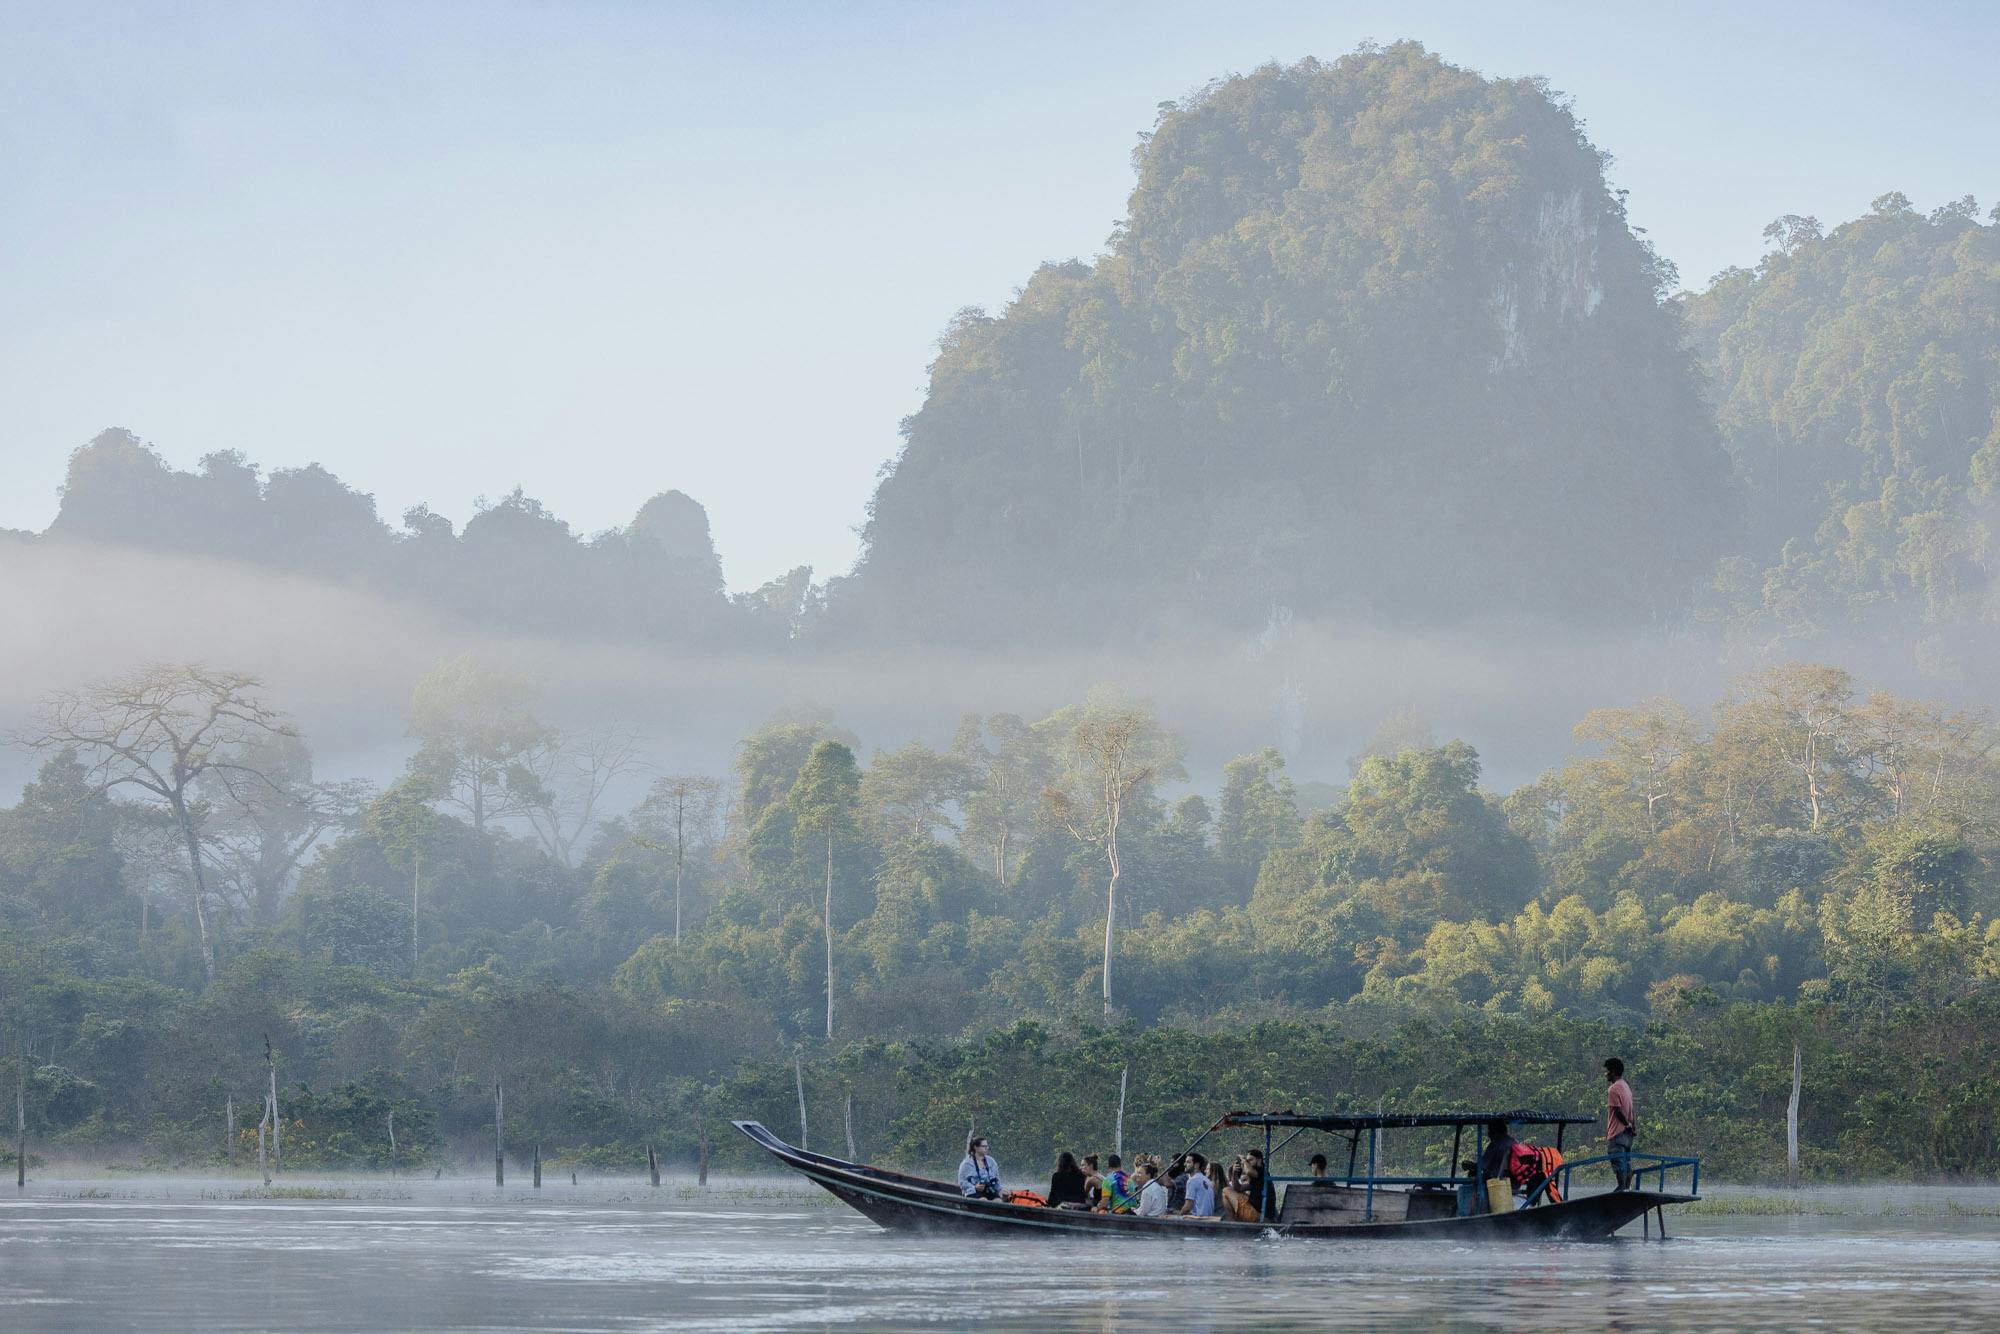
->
<box><xmin>1608</xmin><ymin>1130</ymin><xmax>1635</xmax><ymax>1190</ymax></box>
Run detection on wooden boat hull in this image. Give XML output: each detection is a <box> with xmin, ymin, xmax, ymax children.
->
<box><xmin>732</xmin><ymin>1120</ymin><xmax>1692</xmax><ymax>1241</ymax></box>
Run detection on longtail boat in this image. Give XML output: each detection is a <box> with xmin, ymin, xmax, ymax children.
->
<box><xmin>735</xmin><ymin>1109</ymin><xmax>1698</xmax><ymax>1240</ymax></box>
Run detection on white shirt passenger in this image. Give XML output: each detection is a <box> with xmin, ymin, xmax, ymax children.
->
<box><xmin>1137</xmin><ymin>1177</ymin><xmax>1169</xmax><ymax>1217</ymax></box>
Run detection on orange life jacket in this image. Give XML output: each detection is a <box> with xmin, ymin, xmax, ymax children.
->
<box><xmin>1508</xmin><ymin>1143</ymin><xmax>1564</xmax><ymax>1202</ymax></box>
<box><xmin>1005</xmin><ymin>1189</ymin><xmax>1048</xmax><ymax>1208</ymax></box>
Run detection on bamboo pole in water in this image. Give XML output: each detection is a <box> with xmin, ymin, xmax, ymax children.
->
<box><xmin>225</xmin><ymin>1094</ymin><xmax>235</xmax><ymax>1167</ymax></box>
<box><xmin>494</xmin><ymin>1082</ymin><xmax>505</xmax><ymax>1187</ymax></box>
<box><xmin>15</xmin><ymin>1046</ymin><xmax>25</xmax><ymax>1190</ymax></box>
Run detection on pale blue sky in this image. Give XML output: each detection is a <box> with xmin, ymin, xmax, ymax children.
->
<box><xmin>3</xmin><ymin>1</ymin><xmax>1994</xmax><ymax>591</ymax></box>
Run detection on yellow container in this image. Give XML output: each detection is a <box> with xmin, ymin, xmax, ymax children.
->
<box><xmin>1485</xmin><ymin>1178</ymin><xmax>1516</xmax><ymax>1214</ymax></box>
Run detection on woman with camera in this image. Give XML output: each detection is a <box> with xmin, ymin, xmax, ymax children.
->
<box><xmin>958</xmin><ymin>1135</ymin><xmax>1003</xmax><ymax>1199</ymax></box>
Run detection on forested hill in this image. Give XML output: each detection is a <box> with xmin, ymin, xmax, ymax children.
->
<box><xmin>1680</xmin><ymin>194</ymin><xmax>2000</xmax><ymax>662</ymax></box>
<box><xmin>835</xmin><ymin>44</ymin><xmax>1738</xmax><ymax>644</ymax></box>
<box><xmin>14</xmin><ymin>43</ymin><xmax>2000</xmax><ymax>668</ymax></box>
<box><xmin>33</xmin><ymin>428</ymin><xmax>811</xmax><ymax>649</ymax></box>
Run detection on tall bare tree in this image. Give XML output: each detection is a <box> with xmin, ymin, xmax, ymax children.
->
<box><xmin>790</xmin><ymin>741</ymin><xmax>859</xmax><ymax>1040</ymax></box>
<box><xmin>1041</xmin><ymin>694</ymin><xmax>1183</xmax><ymax>1014</ymax></box>
<box><xmin>18</xmin><ymin>664</ymin><xmax>294</xmax><ymax>983</ymax></box>
<box><xmin>524</xmin><ymin>725</ymin><xmax>647</xmax><ymax>867</ymax></box>
<box><xmin>201</xmin><ymin>732</ymin><xmax>368</xmax><ymax>922</ymax></box>
<box><xmin>634</xmin><ymin>773</ymin><xmax>722</xmax><ymax>941</ymax></box>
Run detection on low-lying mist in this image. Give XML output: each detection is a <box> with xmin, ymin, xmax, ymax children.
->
<box><xmin>2</xmin><ymin>537</ymin><xmax>1957</xmax><ymax>804</ymax></box>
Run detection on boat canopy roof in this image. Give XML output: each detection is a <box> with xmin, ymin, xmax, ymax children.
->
<box><xmin>1220</xmin><ymin>1110</ymin><xmax>1594</xmax><ymax>1132</ymax></box>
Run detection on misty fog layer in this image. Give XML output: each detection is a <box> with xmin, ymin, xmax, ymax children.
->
<box><xmin>0</xmin><ymin>535</ymin><xmax>1735</xmax><ymax>798</ymax></box>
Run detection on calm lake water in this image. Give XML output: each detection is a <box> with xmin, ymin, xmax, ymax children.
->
<box><xmin>3</xmin><ymin>1177</ymin><xmax>1997</xmax><ymax>1331</ymax></box>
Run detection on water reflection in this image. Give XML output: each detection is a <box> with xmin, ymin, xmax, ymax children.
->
<box><xmin>1</xmin><ymin>1180</ymin><xmax>1996</xmax><ymax>1331</ymax></box>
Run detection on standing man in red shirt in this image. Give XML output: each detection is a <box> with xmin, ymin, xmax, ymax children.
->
<box><xmin>1604</xmin><ymin>1057</ymin><xmax>1636</xmax><ymax>1190</ymax></box>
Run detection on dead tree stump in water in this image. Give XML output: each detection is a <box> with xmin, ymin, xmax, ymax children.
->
<box><xmin>14</xmin><ymin>1048</ymin><xmax>25</xmax><ymax>1190</ymax></box>
<box><xmin>1786</xmin><ymin>1041</ymin><xmax>1802</xmax><ymax>1188</ymax></box>
<box><xmin>648</xmin><ymin>1144</ymin><xmax>660</xmax><ymax>1187</ymax></box>
<box><xmin>257</xmin><ymin>1093</ymin><xmax>272</xmax><ymax>1186</ymax></box>
<box><xmin>494</xmin><ymin>1088</ymin><xmax>508</xmax><ymax>1192</ymax></box>
<box><xmin>225</xmin><ymin>1095</ymin><xmax>235</xmax><ymax>1167</ymax></box>
<box><xmin>532</xmin><ymin>1144</ymin><xmax>542</xmax><ymax>1189</ymax></box>
<box><xmin>698</xmin><ymin>1125</ymin><xmax>709</xmax><ymax>1187</ymax></box>
<box><xmin>793</xmin><ymin>1048</ymin><xmax>808</xmax><ymax>1151</ymax></box>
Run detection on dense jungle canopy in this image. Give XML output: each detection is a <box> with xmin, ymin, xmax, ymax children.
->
<box><xmin>2</xmin><ymin>658</ymin><xmax>1996</xmax><ymax>1176</ymax></box>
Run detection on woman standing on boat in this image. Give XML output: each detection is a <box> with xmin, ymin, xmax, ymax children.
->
<box><xmin>959</xmin><ymin>1136</ymin><xmax>1002</xmax><ymax>1199</ymax></box>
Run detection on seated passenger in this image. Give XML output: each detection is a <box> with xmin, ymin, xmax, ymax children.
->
<box><xmin>1080</xmin><ymin>1153</ymin><xmax>1103</xmax><ymax>1208</ymax></box>
<box><xmin>1478</xmin><ymin>1120</ymin><xmax>1517</xmax><ymax>1211</ymax></box>
<box><xmin>1180</xmin><ymin>1154</ymin><xmax>1216</xmax><ymax>1217</ymax></box>
<box><xmin>958</xmin><ymin>1136</ymin><xmax>1001</xmax><ymax>1200</ymax></box>
<box><xmin>1221</xmin><ymin>1156</ymin><xmax>1261</xmax><ymax>1222</ymax></box>
<box><xmin>1242</xmin><ymin>1150</ymin><xmax>1267</xmax><ymax>1216</ymax></box>
<box><xmin>1308</xmin><ymin>1152</ymin><xmax>1328</xmax><ymax>1180</ymax></box>
<box><xmin>1098</xmin><ymin>1154</ymin><xmax>1138</xmax><ymax>1213</ymax></box>
<box><xmin>1136</xmin><ymin>1163</ymin><xmax>1170</xmax><ymax>1217</ymax></box>
<box><xmin>1047</xmin><ymin>1150</ymin><xmax>1088</xmax><ymax>1208</ymax></box>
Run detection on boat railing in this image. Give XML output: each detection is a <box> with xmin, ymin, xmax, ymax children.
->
<box><xmin>1265</xmin><ymin>1150</ymin><xmax>1700</xmax><ymax>1220</ymax></box>
<box><xmin>1540</xmin><ymin>1151</ymin><xmax>1701</xmax><ymax>1205</ymax></box>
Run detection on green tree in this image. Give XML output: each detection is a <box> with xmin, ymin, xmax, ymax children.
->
<box><xmin>365</xmin><ymin>776</ymin><xmax>443</xmax><ymax>976</ymax></box>
<box><xmin>405</xmin><ymin>655</ymin><xmax>554</xmax><ymax>834</ymax></box>
<box><xmin>859</xmin><ymin>742</ymin><xmax>967</xmax><ymax>846</ymax></box>
<box><xmin>1216</xmin><ymin>747</ymin><xmax>1301</xmax><ymax>893</ymax></box>
<box><xmin>956</xmin><ymin>713</ymin><xmax>1055</xmax><ymax>887</ymax></box>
